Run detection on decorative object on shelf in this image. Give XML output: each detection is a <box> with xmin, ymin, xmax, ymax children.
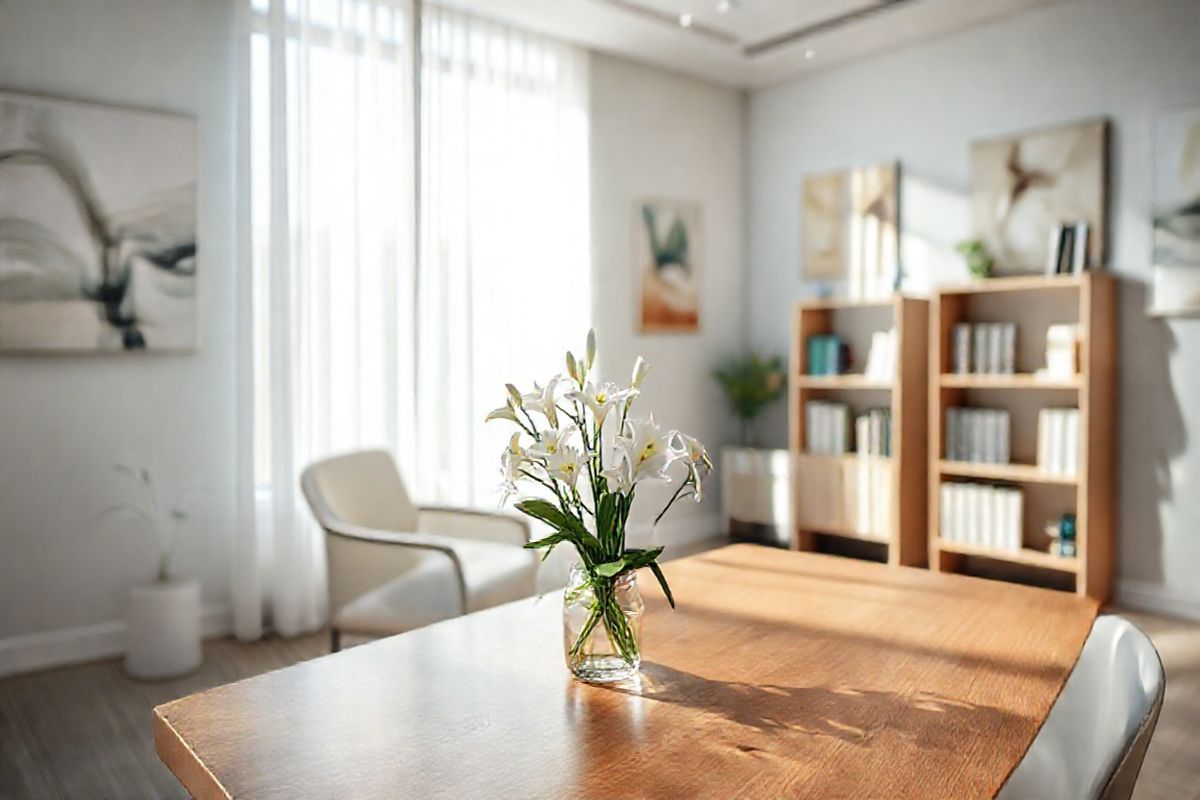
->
<box><xmin>1045</xmin><ymin>221</ymin><xmax>1092</xmax><ymax>275</ymax></box>
<box><xmin>805</xmin><ymin>333</ymin><xmax>848</xmax><ymax>376</ymax></box>
<box><xmin>0</xmin><ymin>91</ymin><xmax>197</xmax><ymax>352</ymax></box>
<box><xmin>939</xmin><ymin>482</ymin><xmax>1023</xmax><ymax>552</ymax></box>
<box><xmin>1046</xmin><ymin>513</ymin><xmax>1077</xmax><ymax>557</ymax></box>
<box><xmin>1040</xmin><ymin>323</ymin><xmax>1080</xmax><ymax>378</ymax></box>
<box><xmin>486</xmin><ymin>330</ymin><xmax>711</xmax><ymax>683</ymax></box>
<box><xmin>801</xmin><ymin>162</ymin><xmax>899</xmax><ymax>300</ymax></box>
<box><xmin>1149</xmin><ymin>104</ymin><xmax>1200</xmax><ymax>316</ymax></box>
<box><xmin>636</xmin><ymin>197</ymin><xmax>700</xmax><ymax>332</ymax></box>
<box><xmin>970</xmin><ymin>118</ymin><xmax>1107</xmax><ymax>275</ymax></box>
<box><xmin>712</xmin><ymin>353</ymin><xmax>786</xmax><ymax>447</ymax></box>
<box><xmin>955</xmin><ymin>239</ymin><xmax>993</xmax><ymax>279</ymax></box>
<box><xmin>100</xmin><ymin>462</ymin><xmax>203</xmax><ymax>679</ymax></box>
<box><xmin>951</xmin><ymin>322</ymin><xmax>1015</xmax><ymax>375</ymax></box>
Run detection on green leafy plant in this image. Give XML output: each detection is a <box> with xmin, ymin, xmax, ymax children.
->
<box><xmin>956</xmin><ymin>239</ymin><xmax>993</xmax><ymax>280</ymax></box>
<box><xmin>713</xmin><ymin>354</ymin><xmax>786</xmax><ymax>446</ymax></box>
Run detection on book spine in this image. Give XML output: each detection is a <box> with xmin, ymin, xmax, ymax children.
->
<box><xmin>953</xmin><ymin>324</ymin><xmax>971</xmax><ymax>374</ymax></box>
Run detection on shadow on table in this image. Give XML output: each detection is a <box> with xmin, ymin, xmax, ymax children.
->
<box><xmin>611</xmin><ymin>662</ymin><xmax>1024</xmax><ymax>749</ymax></box>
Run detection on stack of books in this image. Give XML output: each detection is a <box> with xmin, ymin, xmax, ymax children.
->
<box><xmin>806</xmin><ymin>335</ymin><xmax>849</xmax><ymax>376</ymax></box>
<box><xmin>1037</xmin><ymin>408</ymin><xmax>1080</xmax><ymax>476</ymax></box>
<box><xmin>951</xmin><ymin>323</ymin><xmax>1017</xmax><ymax>374</ymax></box>
<box><xmin>854</xmin><ymin>408</ymin><xmax>892</xmax><ymax>457</ymax></box>
<box><xmin>939</xmin><ymin>482</ymin><xmax>1023</xmax><ymax>552</ymax></box>
<box><xmin>805</xmin><ymin>401</ymin><xmax>851</xmax><ymax>454</ymax></box>
<box><xmin>862</xmin><ymin>329</ymin><xmax>896</xmax><ymax>382</ymax></box>
<box><xmin>944</xmin><ymin>408</ymin><xmax>1011</xmax><ymax>464</ymax></box>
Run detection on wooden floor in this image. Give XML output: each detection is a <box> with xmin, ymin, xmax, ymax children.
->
<box><xmin>0</xmin><ymin>603</ymin><xmax>1197</xmax><ymax>798</ymax></box>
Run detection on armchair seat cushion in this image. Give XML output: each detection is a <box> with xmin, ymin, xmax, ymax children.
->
<box><xmin>333</xmin><ymin>538</ymin><xmax>537</xmax><ymax>636</ymax></box>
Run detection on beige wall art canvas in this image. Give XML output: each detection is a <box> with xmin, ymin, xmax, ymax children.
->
<box><xmin>636</xmin><ymin>198</ymin><xmax>700</xmax><ymax>332</ymax></box>
<box><xmin>0</xmin><ymin>91</ymin><xmax>197</xmax><ymax>352</ymax></box>
<box><xmin>1150</xmin><ymin>105</ymin><xmax>1200</xmax><ymax>316</ymax></box>
<box><xmin>802</xmin><ymin>163</ymin><xmax>898</xmax><ymax>299</ymax></box>
<box><xmin>970</xmin><ymin>118</ymin><xmax>1107</xmax><ymax>274</ymax></box>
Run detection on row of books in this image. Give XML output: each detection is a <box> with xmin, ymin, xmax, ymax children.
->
<box><xmin>806</xmin><ymin>335</ymin><xmax>849</xmax><ymax>376</ymax></box>
<box><xmin>1047</xmin><ymin>221</ymin><xmax>1091</xmax><ymax>275</ymax></box>
<box><xmin>854</xmin><ymin>408</ymin><xmax>892</xmax><ymax>457</ymax></box>
<box><xmin>951</xmin><ymin>323</ymin><xmax>1017</xmax><ymax>374</ymax></box>
<box><xmin>944</xmin><ymin>408</ymin><xmax>1010</xmax><ymax>464</ymax></box>
<box><xmin>862</xmin><ymin>329</ymin><xmax>897</xmax><ymax>382</ymax></box>
<box><xmin>939</xmin><ymin>482</ymin><xmax>1024</xmax><ymax>552</ymax></box>
<box><xmin>1037</xmin><ymin>408</ymin><xmax>1080</xmax><ymax>476</ymax></box>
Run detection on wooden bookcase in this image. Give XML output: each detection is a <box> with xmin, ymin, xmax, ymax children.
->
<box><xmin>788</xmin><ymin>295</ymin><xmax>929</xmax><ymax>566</ymax></box>
<box><xmin>928</xmin><ymin>273</ymin><xmax>1115</xmax><ymax>601</ymax></box>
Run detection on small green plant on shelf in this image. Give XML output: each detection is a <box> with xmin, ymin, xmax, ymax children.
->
<box><xmin>955</xmin><ymin>239</ymin><xmax>993</xmax><ymax>280</ymax></box>
<box><xmin>713</xmin><ymin>354</ymin><xmax>786</xmax><ymax>447</ymax></box>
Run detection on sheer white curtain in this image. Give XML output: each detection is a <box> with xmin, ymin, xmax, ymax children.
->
<box><xmin>235</xmin><ymin>0</ymin><xmax>417</xmax><ymax>639</ymax></box>
<box><xmin>416</xmin><ymin>6</ymin><xmax>590</xmax><ymax>508</ymax></box>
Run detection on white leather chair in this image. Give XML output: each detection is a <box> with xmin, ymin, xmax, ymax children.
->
<box><xmin>998</xmin><ymin>615</ymin><xmax>1165</xmax><ymax>800</ymax></box>
<box><xmin>300</xmin><ymin>449</ymin><xmax>537</xmax><ymax>651</ymax></box>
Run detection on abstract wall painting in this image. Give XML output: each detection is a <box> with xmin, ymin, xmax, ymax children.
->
<box><xmin>636</xmin><ymin>198</ymin><xmax>700</xmax><ymax>332</ymax></box>
<box><xmin>801</xmin><ymin>162</ymin><xmax>899</xmax><ymax>300</ymax></box>
<box><xmin>0</xmin><ymin>91</ymin><xmax>197</xmax><ymax>352</ymax></box>
<box><xmin>1150</xmin><ymin>104</ymin><xmax>1200</xmax><ymax>316</ymax></box>
<box><xmin>970</xmin><ymin>118</ymin><xmax>1107</xmax><ymax>275</ymax></box>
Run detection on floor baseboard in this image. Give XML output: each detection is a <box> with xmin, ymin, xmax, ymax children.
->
<box><xmin>1116</xmin><ymin>579</ymin><xmax>1200</xmax><ymax>622</ymax></box>
<box><xmin>0</xmin><ymin>602</ymin><xmax>232</xmax><ymax>679</ymax></box>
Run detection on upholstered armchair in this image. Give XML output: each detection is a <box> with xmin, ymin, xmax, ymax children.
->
<box><xmin>300</xmin><ymin>449</ymin><xmax>536</xmax><ymax>651</ymax></box>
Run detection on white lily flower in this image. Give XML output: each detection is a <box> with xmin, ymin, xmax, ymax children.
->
<box><xmin>602</xmin><ymin>447</ymin><xmax>634</xmax><ymax>494</ymax></box>
<box><xmin>499</xmin><ymin>433</ymin><xmax>528</xmax><ymax>502</ymax></box>
<box><xmin>615</xmin><ymin>415</ymin><xmax>680</xmax><ymax>484</ymax></box>
<box><xmin>566</xmin><ymin>381</ymin><xmax>638</xmax><ymax>427</ymax></box>
<box><xmin>675</xmin><ymin>432</ymin><xmax>713</xmax><ymax>502</ymax></box>
<box><xmin>545</xmin><ymin>445</ymin><xmax>583</xmax><ymax>488</ymax></box>
<box><xmin>485</xmin><ymin>403</ymin><xmax>520</xmax><ymax>424</ymax></box>
<box><xmin>528</xmin><ymin>425</ymin><xmax>577</xmax><ymax>459</ymax></box>
<box><xmin>521</xmin><ymin>376</ymin><xmax>561</xmax><ymax>428</ymax></box>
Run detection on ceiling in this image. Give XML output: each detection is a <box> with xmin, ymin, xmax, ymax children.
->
<box><xmin>431</xmin><ymin>0</ymin><xmax>1069</xmax><ymax>89</ymax></box>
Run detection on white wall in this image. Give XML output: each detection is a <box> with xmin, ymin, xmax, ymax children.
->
<box><xmin>0</xmin><ymin>0</ymin><xmax>236</xmax><ymax>674</ymax></box>
<box><xmin>747</xmin><ymin>0</ymin><xmax>1200</xmax><ymax>614</ymax></box>
<box><xmin>589</xmin><ymin>53</ymin><xmax>745</xmax><ymax>546</ymax></box>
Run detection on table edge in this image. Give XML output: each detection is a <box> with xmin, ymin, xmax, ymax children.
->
<box><xmin>155</xmin><ymin>705</ymin><xmax>232</xmax><ymax>800</ymax></box>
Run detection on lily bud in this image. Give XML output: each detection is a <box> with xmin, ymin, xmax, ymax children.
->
<box><xmin>631</xmin><ymin>356</ymin><xmax>650</xmax><ymax>388</ymax></box>
<box><xmin>566</xmin><ymin>351</ymin><xmax>578</xmax><ymax>382</ymax></box>
<box><xmin>506</xmin><ymin>383</ymin><xmax>522</xmax><ymax>406</ymax></box>
<box><xmin>586</xmin><ymin>329</ymin><xmax>597</xmax><ymax>368</ymax></box>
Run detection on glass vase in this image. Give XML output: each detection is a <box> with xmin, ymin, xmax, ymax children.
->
<box><xmin>562</xmin><ymin>563</ymin><xmax>644</xmax><ymax>683</ymax></box>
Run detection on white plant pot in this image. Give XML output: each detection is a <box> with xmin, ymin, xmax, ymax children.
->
<box><xmin>125</xmin><ymin>578</ymin><xmax>202</xmax><ymax>680</ymax></box>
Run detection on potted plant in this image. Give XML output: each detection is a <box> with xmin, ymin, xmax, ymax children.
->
<box><xmin>712</xmin><ymin>354</ymin><xmax>790</xmax><ymax>545</ymax></box>
<box><xmin>102</xmin><ymin>463</ymin><xmax>202</xmax><ymax>680</ymax></box>
<box><xmin>485</xmin><ymin>330</ymin><xmax>711</xmax><ymax>683</ymax></box>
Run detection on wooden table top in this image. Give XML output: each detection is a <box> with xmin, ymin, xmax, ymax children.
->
<box><xmin>155</xmin><ymin>544</ymin><xmax>1098</xmax><ymax>799</ymax></box>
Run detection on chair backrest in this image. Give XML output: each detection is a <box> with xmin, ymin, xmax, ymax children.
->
<box><xmin>300</xmin><ymin>449</ymin><xmax>419</xmax><ymax>532</ymax></box>
<box><xmin>997</xmin><ymin>615</ymin><xmax>1165</xmax><ymax>800</ymax></box>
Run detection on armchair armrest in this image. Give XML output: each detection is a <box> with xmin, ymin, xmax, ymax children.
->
<box><xmin>417</xmin><ymin>506</ymin><xmax>531</xmax><ymax>548</ymax></box>
<box><xmin>322</xmin><ymin>521</ymin><xmax>469</xmax><ymax>616</ymax></box>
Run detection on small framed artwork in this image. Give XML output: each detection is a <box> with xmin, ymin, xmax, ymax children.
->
<box><xmin>635</xmin><ymin>197</ymin><xmax>700</xmax><ymax>332</ymax></box>
<box><xmin>1149</xmin><ymin>104</ymin><xmax>1200</xmax><ymax>317</ymax></box>
<box><xmin>801</xmin><ymin>162</ymin><xmax>899</xmax><ymax>299</ymax></box>
<box><xmin>0</xmin><ymin>90</ymin><xmax>197</xmax><ymax>352</ymax></box>
<box><xmin>970</xmin><ymin>118</ymin><xmax>1108</xmax><ymax>275</ymax></box>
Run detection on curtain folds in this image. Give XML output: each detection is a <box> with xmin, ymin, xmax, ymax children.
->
<box><xmin>235</xmin><ymin>0</ymin><xmax>589</xmax><ymax>639</ymax></box>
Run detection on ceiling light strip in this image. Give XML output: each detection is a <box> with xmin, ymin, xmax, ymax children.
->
<box><xmin>596</xmin><ymin>0</ymin><xmax>740</xmax><ymax>45</ymax></box>
<box><xmin>743</xmin><ymin>0</ymin><xmax>916</xmax><ymax>58</ymax></box>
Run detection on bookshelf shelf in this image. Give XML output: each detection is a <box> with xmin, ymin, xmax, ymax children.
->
<box><xmin>937</xmin><ymin>460</ymin><xmax>1078</xmax><ymax>486</ymax></box>
<box><xmin>938</xmin><ymin>374</ymin><xmax>1081</xmax><ymax>390</ymax></box>
<box><xmin>794</xmin><ymin>375</ymin><xmax>893</xmax><ymax>390</ymax></box>
<box><xmin>790</xmin><ymin>294</ymin><xmax>929</xmax><ymax>566</ymax></box>
<box><xmin>934</xmin><ymin>539</ymin><xmax>1081</xmax><ymax>573</ymax></box>
<box><xmin>929</xmin><ymin>272</ymin><xmax>1115</xmax><ymax>600</ymax></box>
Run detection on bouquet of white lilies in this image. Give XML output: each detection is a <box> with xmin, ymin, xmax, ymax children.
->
<box><xmin>486</xmin><ymin>329</ymin><xmax>712</xmax><ymax>668</ymax></box>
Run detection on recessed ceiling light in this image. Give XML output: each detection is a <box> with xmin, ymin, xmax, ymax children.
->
<box><xmin>804</xmin><ymin>48</ymin><xmax>816</xmax><ymax>60</ymax></box>
<box><xmin>679</xmin><ymin>12</ymin><xmax>693</xmax><ymax>27</ymax></box>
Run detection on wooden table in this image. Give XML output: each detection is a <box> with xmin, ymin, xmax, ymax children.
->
<box><xmin>156</xmin><ymin>545</ymin><xmax>1097</xmax><ymax>799</ymax></box>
